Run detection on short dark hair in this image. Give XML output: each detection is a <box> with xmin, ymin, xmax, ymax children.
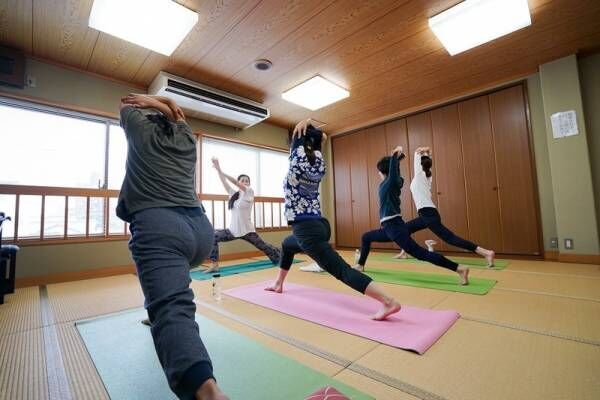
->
<box><xmin>377</xmin><ymin>153</ymin><xmax>405</xmax><ymax>175</ymax></box>
<box><xmin>377</xmin><ymin>156</ymin><xmax>391</xmax><ymax>175</ymax></box>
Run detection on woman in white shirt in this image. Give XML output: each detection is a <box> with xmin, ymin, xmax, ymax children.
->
<box><xmin>204</xmin><ymin>158</ymin><xmax>281</xmax><ymax>273</ymax></box>
<box><xmin>399</xmin><ymin>147</ymin><xmax>495</xmax><ymax>267</ymax></box>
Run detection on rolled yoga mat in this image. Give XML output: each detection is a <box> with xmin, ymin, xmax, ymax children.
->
<box><xmin>364</xmin><ymin>268</ymin><xmax>497</xmax><ymax>295</ymax></box>
<box><xmin>190</xmin><ymin>259</ymin><xmax>302</xmax><ymax>281</ymax></box>
<box><xmin>370</xmin><ymin>253</ymin><xmax>509</xmax><ymax>269</ymax></box>
<box><xmin>224</xmin><ymin>282</ymin><xmax>460</xmax><ymax>354</ymax></box>
<box><xmin>76</xmin><ymin>308</ymin><xmax>372</xmax><ymax>400</ymax></box>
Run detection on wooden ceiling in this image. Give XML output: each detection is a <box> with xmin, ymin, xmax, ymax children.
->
<box><xmin>1</xmin><ymin>0</ymin><xmax>599</xmax><ymax>134</ymax></box>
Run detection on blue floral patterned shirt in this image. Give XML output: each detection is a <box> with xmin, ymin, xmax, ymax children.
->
<box><xmin>283</xmin><ymin>134</ymin><xmax>326</xmax><ymax>223</ymax></box>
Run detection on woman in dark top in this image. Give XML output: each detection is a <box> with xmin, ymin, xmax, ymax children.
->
<box><xmin>118</xmin><ymin>94</ymin><xmax>228</xmax><ymax>400</ymax></box>
<box><xmin>265</xmin><ymin>119</ymin><xmax>401</xmax><ymax>321</ymax></box>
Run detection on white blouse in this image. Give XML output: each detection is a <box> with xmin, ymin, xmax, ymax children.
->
<box><xmin>409</xmin><ymin>151</ymin><xmax>437</xmax><ymax>211</ymax></box>
<box><xmin>227</xmin><ymin>187</ymin><xmax>256</xmax><ymax>237</ymax></box>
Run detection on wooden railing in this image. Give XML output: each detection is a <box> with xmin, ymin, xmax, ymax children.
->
<box><xmin>0</xmin><ymin>185</ymin><xmax>288</xmax><ymax>246</ymax></box>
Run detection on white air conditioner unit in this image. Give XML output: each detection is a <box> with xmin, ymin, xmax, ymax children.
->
<box><xmin>148</xmin><ymin>71</ymin><xmax>270</xmax><ymax>129</ymax></box>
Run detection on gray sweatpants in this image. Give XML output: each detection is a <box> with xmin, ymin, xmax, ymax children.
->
<box><xmin>128</xmin><ymin>206</ymin><xmax>214</xmax><ymax>400</ymax></box>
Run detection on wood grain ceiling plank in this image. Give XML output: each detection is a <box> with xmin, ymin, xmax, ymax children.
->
<box><xmin>218</xmin><ymin>0</ymin><xmax>407</xmax><ymax>101</ymax></box>
<box><xmin>0</xmin><ymin>0</ymin><xmax>32</xmax><ymax>52</ymax></box>
<box><xmin>133</xmin><ymin>0</ymin><xmax>262</xmax><ymax>86</ymax></box>
<box><xmin>183</xmin><ymin>0</ymin><xmax>337</xmax><ymax>95</ymax></box>
<box><xmin>32</xmin><ymin>0</ymin><xmax>98</xmax><ymax>69</ymax></box>
<box><xmin>278</xmin><ymin>0</ymin><xmax>600</xmax><ymax>128</ymax></box>
<box><xmin>86</xmin><ymin>33</ymin><xmax>151</xmax><ymax>82</ymax></box>
<box><xmin>329</xmin><ymin>31</ymin><xmax>600</xmax><ymax>133</ymax></box>
<box><xmin>257</xmin><ymin>0</ymin><xmax>456</xmax><ymax>106</ymax></box>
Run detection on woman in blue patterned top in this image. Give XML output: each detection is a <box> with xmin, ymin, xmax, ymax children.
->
<box><xmin>265</xmin><ymin>119</ymin><xmax>401</xmax><ymax>321</ymax></box>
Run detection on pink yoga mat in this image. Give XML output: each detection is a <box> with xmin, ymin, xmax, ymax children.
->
<box><xmin>224</xmin><ymin>282</ymin><xmax>460</xmax><ymax>354</ymax></box>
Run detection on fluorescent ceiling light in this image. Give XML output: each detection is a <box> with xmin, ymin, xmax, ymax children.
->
<box><xmin>89</xmin><ymin>0</ymin><xmax>198</xmax><ymax>56</ymax></box>
<box><xmin>282</xmin><ymin>76</ymin><xmax>350</xmax><ymax>110</ymax></box>
<box><xmin>429</xmin><ymin>0</ymin><xmax>531</xmax><ymax>56</ymax></box>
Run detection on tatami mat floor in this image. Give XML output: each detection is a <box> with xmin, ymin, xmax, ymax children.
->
<box><xmin>1</xmin><ymin>251</ymin><xmax>599</xmax><ymax>399</ymax></box>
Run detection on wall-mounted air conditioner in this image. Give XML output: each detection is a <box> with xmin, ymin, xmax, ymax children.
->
<box><xmin>148</xmin><ymin>71</ymin><xmax>269</xmax><ymax>129</ymax></box>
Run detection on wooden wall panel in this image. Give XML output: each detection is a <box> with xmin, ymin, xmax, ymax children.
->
<box><xmin>332</xmin><ymin>135</ymin><xmax>354</xmax><ymax>247</ymax></box>
<box><xmin>489</xmin><ymin>86</ymin><xmax>541</xmax><ymax>254</ymax></box>
<box><xmin>431</xmin><ymin>104</ymin><xmax>470</xmax><ymax>252</ymax></box>
<box><xmin>458</xmin><ymin>96</ymin><xmax>503</xmax><ymax>251</ymax></box>
<box><xmin>406</xmin><ymin>113</ymin><xmax>438</xmax><ymax>247</ymax></box>
<box><xmin>349</xmin><ymin>130</ymin><xmax>372</xmax><ymax>247</ymax></box>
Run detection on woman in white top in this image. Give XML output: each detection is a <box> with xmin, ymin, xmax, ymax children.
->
<box><xmin>398</xmin><ymin>147</ymin><xmax>495</xmax><ymax>267</ymax></box>
<box><xmin>204</xmin><ymin>158</ymin><xmax>281</xmax><ymax>273</ymax></box>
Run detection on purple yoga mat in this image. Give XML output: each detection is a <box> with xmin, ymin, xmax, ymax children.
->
<box><xmin>224</xmin><ymin>282</ymin><xmax>460</xmax><ymax>354</ymax></box>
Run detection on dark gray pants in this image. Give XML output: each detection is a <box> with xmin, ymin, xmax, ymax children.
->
<box><xmin>129</xmin><ymin>206</ymin><xmax>214</xmax><ymax>400</ymax></box>
<box><xmin>281</xmin><ymin>218</ymin><xmax>372</xmax><ymax>294</ymax></box>
<box><xmin>209</xmin><ymin>229</ymin><xmax>281</xmax><ymax>264</ymax></box>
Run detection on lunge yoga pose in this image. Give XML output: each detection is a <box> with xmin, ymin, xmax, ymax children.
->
<box><xmin>118</xmin><ymin>94</ymin><xmax>228</xmax><ymax>400</ymax></box>
<box><xmin>394</xmin><ymin>147</ymin><xmax>495</xmax><ymax>266</ymax></box>
<box><xmin>352</xmin><ymin>146</ymin><xmax>471</xmax><ymax>285</ymax></box>
<box><xmin>204</xmin><ymin>159</ymin><xmax>281</xmax><ymax>273</ymax></box>
<box><xmin>265</xmin><ymin>119</ymin><xmax>401</xmax><ymax>321</ymax></box>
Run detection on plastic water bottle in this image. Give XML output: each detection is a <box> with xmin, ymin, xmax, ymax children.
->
<box><xmin>211</xmin><ymin>274</ymin><xmax>222</xmax><ymax>301</ymax></box>
<box><xmin>354</xmin><ymin>249</ymin><xmax>360</xmax><ymax>264</ymax></box>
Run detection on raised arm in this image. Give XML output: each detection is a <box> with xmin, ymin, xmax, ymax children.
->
<box><xmin>413</xmin><ymin>147</ymin><xmax>431</xmax><ymax>176</ymax></box>
<box><xmin>212</xmin><ymin>158</ymin><xmax>247</xmax><ymax>193</ymax></box>
<box><xmin>121</xmin><ymin>94</ymin><xmax>185</xmax><ymax>122</ymax></box>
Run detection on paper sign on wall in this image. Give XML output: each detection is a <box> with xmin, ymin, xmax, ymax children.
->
<box><xmin>550</xmin><ymin>110</ymin><xmax>579</xmax><ymax>139</ymax></box>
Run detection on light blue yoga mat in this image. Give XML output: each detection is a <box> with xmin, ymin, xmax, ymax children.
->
<box><xmin>190</xmin><ymin>259</ymin><xmax>302</xmax><ymax>281</ymax></box>
<box><xmin>76</xmin><ymin>308</ymin><xmax>372</xmax><ymax>400</ymax></box>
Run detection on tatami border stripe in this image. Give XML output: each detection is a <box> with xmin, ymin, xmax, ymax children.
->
<box><xmin>40</xmin><ymin>286</ymin><xmax>73</xmax><ymax>400</ymax></box>
<box><xmin>496</xmin><ymin>287</ymin><xmax>600</xmax><ymax>303</ymax></box>
<box><xmin>461</xmin><ymin>315</ymin><xmax>600</xmax><ymax>346</ymax></box>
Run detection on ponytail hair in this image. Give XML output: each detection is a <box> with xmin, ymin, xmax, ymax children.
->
<box><xmin>146</xmin><ymin>113</ymin><xmax>174</xmax><ymax>137</ymax></box>
<box><xmin>421</xmin><ymin>155</ymin><xmax>432</xmax><ymax>178</ymax></box>
<box><xmin>227</xmin><ymin>174</ymin><xmax>250</xmax><ymax>210</ymax></box>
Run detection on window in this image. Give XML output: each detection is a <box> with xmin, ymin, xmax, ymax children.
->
<box><xmin>0</xmin><ymin>98</ymin><xmax>126</xmax><ymax>240</ymax></box>
<box><xmin>201</xmin><ymin>137</ymin><xmax>288</xmax><ymax>197</ymax></box>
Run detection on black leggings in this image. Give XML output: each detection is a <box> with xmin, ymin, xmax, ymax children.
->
<box><xmin>280</xmin><ymin>218</ymin><xmax>372</xmax><ymax>294</ymax></box>
<box><xmin>358</xmin><ymin>216</ymin><xmax>458</xmax><ymax>271</ymax></box>
<box><xmin>406</xmin><ymin>208</ymin><xmax>477</xmax><ymax>252</ymax></box>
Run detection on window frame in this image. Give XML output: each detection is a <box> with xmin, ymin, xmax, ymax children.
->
<box><xmin>0</xmin><ymin>96</ymin><xmax>290</xmax><ymax>246</ymax></box>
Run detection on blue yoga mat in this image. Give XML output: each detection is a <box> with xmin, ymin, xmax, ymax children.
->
<box><xmin>76</xmin><ymin>308</ymin><xmax>372</xmax><ymax>400</ymax></box>
<box><xmin>190</xmin><ymin>259</ymin><xmax>302</xmax><ymax>281</ymax></box>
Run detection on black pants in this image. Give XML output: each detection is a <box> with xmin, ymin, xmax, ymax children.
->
<box><xmin>406</xmin><ymin>208</ymin><xmax>477</xmax><ymax>252</ymax></box>
<box><xmin>358</xmin><ymin>216</ymin><xmax>458</xmax><ymax>271</ymax></box>
<box><xmin>280</xmin><ymin>218</ymin><xmax>372</xmax><ymax>294</ymax></box>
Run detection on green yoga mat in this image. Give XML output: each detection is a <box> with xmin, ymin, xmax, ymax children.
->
<box><xmin>365</xmin><ymin>268</ymin><xmax>497</xmax><ymax>295</ymax></box>
<box><xmin>190</xmin><ymin>259</ymin><xmax>302</xmax><ymax>281</ymax></box>
<box><xmin>76</xmin><ymin>308</ymin><xmax>372</xmax><ymax>400</ymax></box>
<box><xmin>370</xmin><ymin>254</ymin><xmax>508</xmax><ymax>269</ymax></box>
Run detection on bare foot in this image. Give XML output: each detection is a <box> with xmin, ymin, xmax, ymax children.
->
<box><xmin>457</xmin><ymin>266</ymin><xmax>470</xmax><ymax>285</ymax></box>
<box><xmin>485</xmin><ymin>251</ymin><xmax>495</xmax><ymax>268</ymax></box>
<box><xmin>204</xmin><ymin>263</ymin><xmax>220</xmax><ymax>274</ymax></box>
<box><xmin>264</xmin><ymin>282</ymin><xmax>283</xmax><ymax>293</ymax></box>
<box><xmin>351</xmin><ymin>264</ymin><xmax>365</xmax><ymax>272</ymax></box>
<box><xmin>425</xmin><ymin>239</ymin><xmax>437</xmax><ymax>252</ymax></box>
<box><xmin>372</xmin><ymin>299</ymin><xmax>401</xmax><ymax>321</ymax></box>
<box><xmin>195</xmin><ymin>378</ymin><xmax>229</xmax><ymax>400</ymax></box>
<box><xmin>393</xmin><ymin>251</ymin><xmax>408</xmax><ymax>259</ymax></box>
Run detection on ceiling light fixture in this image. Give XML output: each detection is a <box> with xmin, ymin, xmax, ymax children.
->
<box><xmin>428</xmin><ymin>0</ymin><xmax>531</xmax><ymax>56</ymax></box>
<box><xmin>89</xmin><ymin>0</ymin><xmax>198</xmax><ymax>56</ymax></box>
<box><xmin>282</xmin><ymin>76</ymin><xmax>349</xmax><ymax>111</ymax></box>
